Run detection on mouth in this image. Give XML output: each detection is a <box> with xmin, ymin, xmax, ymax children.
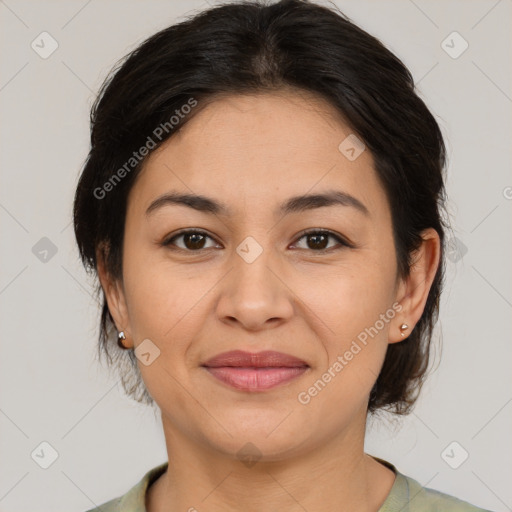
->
<box><xmin>201</xmin><ymin>350</ymin><xmax>309</xmax><ymax>392</ymax></box>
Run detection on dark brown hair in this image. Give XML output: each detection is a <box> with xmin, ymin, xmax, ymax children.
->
<box><xmin>73</xmin><ymin>0</ymin><xmax>448</xmax><ymax>415</ymax></box>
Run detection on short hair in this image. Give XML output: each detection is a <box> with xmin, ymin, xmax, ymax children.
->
<box><xmin>73</xmin><ymin>0</ymin><xmax>448</xmax><ymax>415</ymax></box>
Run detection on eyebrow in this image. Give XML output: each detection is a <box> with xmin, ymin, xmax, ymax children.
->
<box><xmin>145</xmin><ymin>189</ymin><xmax>370</xmax><ymax>218</ymax></box>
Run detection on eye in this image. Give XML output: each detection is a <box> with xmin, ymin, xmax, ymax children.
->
<box><xmin>291</xmin><ymin>229</ymin><xmax>351</xmax><ymax>252</ymax></box>
<box><xmin>162</xmin><ymin>230</ymin><xmax>220</xmax><ymax>251</ymax></box>
<box><xmin>162</xmin><ymin>228</ymin><xmax>352</xmax><ymax>253</ymax></box>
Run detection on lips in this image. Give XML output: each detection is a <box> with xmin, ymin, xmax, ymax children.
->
<box><xmin>202</xmin><ymin>350</ymin><xmax>309</xmax><ymax>369</ymax></box>
<box><xmin>201</xmin><ymin>350</ymin><xmax>309</xmax><ymax>391</ymax></box>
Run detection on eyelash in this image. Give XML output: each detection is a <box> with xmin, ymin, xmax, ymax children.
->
<box><xmin>161</xmin><ymin>229</ymin><xmax>353</xmax><ymax>253</ymax></box>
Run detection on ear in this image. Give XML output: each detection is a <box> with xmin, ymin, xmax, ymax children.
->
<box><xmin>96</xmin><ymin>244</ymin><xmax>133</xmax><ymax>348</ymax></box>
<box><xmin>389</xmin><ymin>228</ymin><xmax>441</xmax><ymax>344</ymax></box>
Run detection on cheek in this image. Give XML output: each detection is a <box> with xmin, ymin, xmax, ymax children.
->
<box><xmin>300</xmin><ymin>256</ymin><xmax>395</xmax><ymax>340</ymax></box>
<box><xmin>294</xmin><ymin>273</ymin><xmax>393</xmax><ymax>426</ymax></box>
<box><xmin>121</xmin><ymin>245</ymin><xmax>202</xmax><ymax>343</ymax></box>
<box><xmin>296</xmin><ymin>254</ymin><xmax>396</xmax><ymax>391</ymax></box>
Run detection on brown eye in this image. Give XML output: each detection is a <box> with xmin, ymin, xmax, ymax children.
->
<box><xmin>162</xmin><ymin>229</ymin><xmax>351</xmax><ymax>253</ymax></box>
<box><xmin>163</xmin><ymin>230</ymin><xmax>218</xmax><ymax>251</ymax></box>
<box><xmin>292</xmin><ymin>230</ymin><xmax>350</xmax><ymax>252</ymax></box>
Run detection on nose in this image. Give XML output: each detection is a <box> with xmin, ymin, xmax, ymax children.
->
<box><xmin>215</xmin><ymin>245</ymin><xmax>295</xmax><ymax>332</ymax></box>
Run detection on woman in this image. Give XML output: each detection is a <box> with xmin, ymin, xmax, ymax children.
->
<box><xmin>73</xmin><ymin>0</ymin><xmax>492</xmax><ymax>510</ymax></box>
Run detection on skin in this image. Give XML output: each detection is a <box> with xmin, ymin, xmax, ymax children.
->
<box><xmin>97</xmin><ymin>89</ymin><xmax>440</xmax><ymax>512</ymax></box>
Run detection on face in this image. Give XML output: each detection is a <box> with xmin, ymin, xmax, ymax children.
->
<box><xmin>100</xmin><ymin>90</ymin><xmax>438</xmax><ymax>462</ymax></box>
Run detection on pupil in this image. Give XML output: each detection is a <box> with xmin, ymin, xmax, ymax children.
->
<box><xmin>186</xmin><ymin>233</ymin><xmax>205</xmax><ymax>249</ymax></box>
<box><xmin>309</xmin><ymin>233</ymin><xmax>327</xmax><ymax>250</ymax></box>
<box><xmin>182</xmin><ymin>233</ymin><xmax>329</xmax><ymax>251</ymax></box>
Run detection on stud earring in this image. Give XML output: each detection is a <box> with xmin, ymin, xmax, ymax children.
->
<box><xmin>117</xmin><ymin>331</ymin><xmax>128</xmax><ymax>349</ymax></box>
<box><xmin>399</xmin><ymin>323</ymin><xmax>409</xmax><ymax>337</ymax></box>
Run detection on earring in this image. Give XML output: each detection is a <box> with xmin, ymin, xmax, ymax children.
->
<box><xmin>117</xmin><ymin>331</ymin><xmax>128</xmax><ymax>349</ymax></box>
<box><xmin>399</xmin><ymin>323</ymin><xmax>409</xmax><ymax>337</ymax></box>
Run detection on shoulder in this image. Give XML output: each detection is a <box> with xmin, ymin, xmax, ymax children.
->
<box><xmin>391</xmin><ymin>471</ymin><xmax>494</xmax><ymax>511</ymax></box>
<box><xmin>83</xmin><ymin>496</ymin><xmax>121</xmax><ymax>512</ymax></box>
<box><xmin>81</xmin><ymin>462</ymin><xmax>168</xmax><ymax>512</ymax></box>
<box><xmin>373</xmin><ymin>456</ymin><xmax>494</xmax><ymax>512</ymax></box>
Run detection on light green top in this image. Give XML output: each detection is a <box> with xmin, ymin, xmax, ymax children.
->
<box><xmin>84</xmin><ymin>458</ymin><xmax>493</xmax><ymax>512</ymax></box>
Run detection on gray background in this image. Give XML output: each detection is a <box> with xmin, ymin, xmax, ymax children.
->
<box><xmin>0</xmin><ymin>0</ymin><xmax>510</xmax><ymax>511</ymax></box>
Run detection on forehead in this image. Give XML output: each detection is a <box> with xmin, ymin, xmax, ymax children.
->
<box><xmin>128</xmin><ymin>91</ymin><xmax>388</xmax><ymax>221</ymax></box>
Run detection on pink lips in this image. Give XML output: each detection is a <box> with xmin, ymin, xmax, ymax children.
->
<box><xmin>201</xmin><ymin>350</ymin><xmax>309</xmax><ymax>391</ymax></box>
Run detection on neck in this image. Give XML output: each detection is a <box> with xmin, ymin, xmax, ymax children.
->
<box><xmin>147</xmin><ymin>412</ymin><xmax>395</xmax><ymax>512</ymax></box>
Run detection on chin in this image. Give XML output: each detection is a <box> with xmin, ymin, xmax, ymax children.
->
<box><xmin>197</xmin><ymin>414</ymin><xmax>313</xmax><ymax>461</ymax></box>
